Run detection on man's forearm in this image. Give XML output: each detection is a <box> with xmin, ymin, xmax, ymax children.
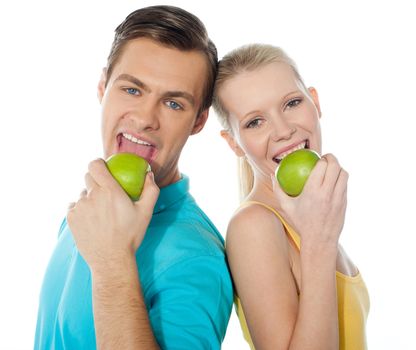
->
<box><xmin>91</xmin><ymin>255</ymin><xmax>160</xmax><ymax>350</ymax></box>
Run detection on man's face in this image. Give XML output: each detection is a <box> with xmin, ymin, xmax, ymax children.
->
<box><xmin>98</xmin><ymin>38</ymin><xmax>209</xmax><ymax>187</ymax></box>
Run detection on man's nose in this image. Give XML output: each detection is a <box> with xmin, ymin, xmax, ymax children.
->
<box><xmin>129</xmin><ymin>99</ymin><xmax>160</xmax><ymax>131</ymax></box>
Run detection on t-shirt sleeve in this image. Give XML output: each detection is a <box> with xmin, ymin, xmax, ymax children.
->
<box><xmin>57</xmin><ymin>217</ymin><xmax>67</xmax><ymax>238</ymax></box>
<box><xmin>147</xmin><ymin>255</ymin><xmax>233</xmax><ymax>350</ymax></box>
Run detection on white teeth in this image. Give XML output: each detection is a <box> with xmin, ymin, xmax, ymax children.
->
<box><xmin>122</xmin><ymin>133</ymin><xmax>151</xmax><ymax>146</ymax></box>
<box><xmin>275</xmin><ymin>141</ymin><xmax>307</xmax><ymax>161</ymax></box>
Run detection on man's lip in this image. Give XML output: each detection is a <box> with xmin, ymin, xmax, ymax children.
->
<box><xmin>117</xmin><ymin>132</ymin><xmax>156</xmax><ymax>148</ymax></box>
<box><xmin>115</xmin><ymin>132</ymin><xmax>158</xmax><ymax>164</ymax></box>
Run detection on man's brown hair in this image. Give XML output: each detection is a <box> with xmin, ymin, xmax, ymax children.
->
<box><xmin>106</xmin><ymin>5</ymin><xmax>218</xmax><ymax>113</ymax></box>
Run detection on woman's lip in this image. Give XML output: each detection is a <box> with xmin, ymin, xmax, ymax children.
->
<box><xmin>273</xmin><ymin>140</ymin><xmax>308</xmax><ymax>159</ymax></box>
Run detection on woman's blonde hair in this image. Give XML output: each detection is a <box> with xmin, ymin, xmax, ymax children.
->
<box><xmin>212</xmin><ymin>44</ymin><xmax>306</xmax><ymax>201</ymax></box>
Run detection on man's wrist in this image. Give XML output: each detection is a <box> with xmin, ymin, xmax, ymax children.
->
<box><xmin>90</xmin><ymin>252</ymin><xmax>138</xmax><ymax>281</ymax></box>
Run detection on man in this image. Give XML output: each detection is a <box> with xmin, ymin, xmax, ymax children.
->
<box><xmin>34</xmin><ymin>6</ymin><xmax>233</xmax><ymax>349</ymax></box>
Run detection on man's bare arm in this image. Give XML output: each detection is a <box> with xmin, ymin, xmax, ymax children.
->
<box><xmin>92</xmin><ymin>256</ymin><xmax>160</xmax><ymax>350</ymax></box>
<box><xmin>67</xmin><ymin>160</ymin><xmax>160</xmax><ymax>349</ymax></box>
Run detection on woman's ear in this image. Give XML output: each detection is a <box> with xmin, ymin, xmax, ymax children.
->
<box><xmin>308</xmin><ymin>87</ymin><xmax>322</xmax><ymax>118</ymax></box>
<box><xmin>97</xmin><ymin>68</ymin><xmax>107</xmax><ymax>103</ymax></box>
<box><xmin>220</xmin><ymin>130</ymin><xmax>245</xmax><ymax>157</ymax></box>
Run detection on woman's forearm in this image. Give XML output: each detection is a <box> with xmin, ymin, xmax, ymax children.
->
<box><xmin>288</xmin><ymin>243</ymin><xmax>339</xmax><ymax>350</ymax></box>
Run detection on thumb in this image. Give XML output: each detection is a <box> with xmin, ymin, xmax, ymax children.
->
<box><xmin>135</xmin><ymin>171</ymin><xmax>160</xmax><ymax>216</ymax></box>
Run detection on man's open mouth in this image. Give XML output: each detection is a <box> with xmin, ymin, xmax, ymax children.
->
<box><xmin>273</xmin><ymin>140</ymin><xmax>309</xmax><ymax>164</ymax></box>
<box><xmin>117</xmin><ymin>132</ymin><xmax>157</xmax><ymax>163</ymax></box>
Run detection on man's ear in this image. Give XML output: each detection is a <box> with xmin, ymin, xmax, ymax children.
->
<box><xmin>97</xmin><ymin>68</ymin><xmax>107</xmax><ymax>103</ymax></box>
<box><xmin>191</xmin><ymin>108</ymin><xmax>210</xmax><ymax>135</ymax></box>
<box><xmin>308</xmin><ymin>87</ymin><xmax>322</xmax><ymax>118</ymax></box>
<box><xmin>220</xmin><ymin>130</ymin><xmax>245</xmax><ymax>157</ymax></box>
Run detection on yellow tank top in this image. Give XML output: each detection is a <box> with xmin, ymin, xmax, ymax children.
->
<box><xmin>234</xmin><ymin>201</ymin><xmax>370</xmax><ymax>350</ymax></box>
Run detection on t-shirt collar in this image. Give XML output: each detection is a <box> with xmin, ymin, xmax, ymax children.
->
<box><xmin>153</xmin><ymin>174</ymin><xmax>190</xmax><ymax>214</ymax></box>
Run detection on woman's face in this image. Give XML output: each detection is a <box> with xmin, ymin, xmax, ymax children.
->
<box><xmin>218</xmin><ymin>62</ymin><xmax>322</xmax><ymax>183</ymax></box>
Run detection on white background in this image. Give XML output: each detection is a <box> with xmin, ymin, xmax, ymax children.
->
<box><xmin>0</xmin><ymin>0</ymin><xmax>415</xmax><ymax>349</ymax></box>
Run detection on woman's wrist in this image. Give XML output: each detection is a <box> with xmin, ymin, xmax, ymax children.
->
<box><xmin>300</xmin><ymin>241</ymin><xmax>338</xmax><ymax>268</ymax></box>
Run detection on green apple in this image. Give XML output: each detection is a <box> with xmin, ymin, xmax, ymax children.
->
<box><xmin>275</xmin><ymin>149</ymin><xmax>320</xmax><ymax>197</ymax></box>
<box><xmin>106</xmin><ymin>153</ymin><xmax>150</xmax><ymax>201</ymax></box>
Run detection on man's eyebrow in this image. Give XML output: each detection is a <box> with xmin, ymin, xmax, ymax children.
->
<box><xmin>162</xmin><ymin>91</ymin><xmax>195</xmax><ymax>106</ymax></box>
<box><xmin>114</xmin><ymin>74</ymin><xmax>151</xmax><ymax>93</ymax></box>
<box><xmin>113</xmin><ymin>74</ymin><xmax>195</xmax><ymax>106</ymax></box>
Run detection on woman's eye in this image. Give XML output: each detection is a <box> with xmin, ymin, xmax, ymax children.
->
<box><xmin>246</xmin><ymin>118</ymin><xmax>262</xmax><ymax>128</ymax></box>
<box><xmin>126</xmin><ymin>87</ymin><xmax>140</xmax><ymax>96</ymax></box>
<box><xmin>285</xmin><ymin>98</ymin><xmax>302</xmax><ymax>109</ymax></box>
<box><xmin>166</xmin><ymin>100</ymin><xmax>182</xmax><ymax>110</ymax></box>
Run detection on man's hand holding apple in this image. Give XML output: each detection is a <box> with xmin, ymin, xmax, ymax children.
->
<box><xmin>67</xmin><ymin>158</ymin><xmax>160</xmax><ymax>273</ymax></box>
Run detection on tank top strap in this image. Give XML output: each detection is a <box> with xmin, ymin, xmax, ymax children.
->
<box><xmin>240</xmin><ymin>200</ymin><xmax>301</xmax><ymax>250</ymax></box>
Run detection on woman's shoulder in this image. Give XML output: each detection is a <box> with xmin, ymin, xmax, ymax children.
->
<box><xmin>226</xmin><ymin>201</ymin><xmax>288</xmax><ymax>250</ymax></box>
<box><xmin>225</xmin><ymin>201</ymin><xmax>294</xmax><ymax>298</ymax></box>
<box><xmin>231</xmin><ymin>201</ymin><xmax>277</xmax><ymax>224</ymax></box>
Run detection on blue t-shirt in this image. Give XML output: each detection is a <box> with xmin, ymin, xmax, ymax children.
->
<box><xmin>35</xmin><ymin>175</ymin><xmax>233</xmax><ymax>349</ymax></box>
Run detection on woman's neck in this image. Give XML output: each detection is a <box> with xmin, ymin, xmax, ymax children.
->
<box><xmin>245</xmin><ymin>175</ymin><xmax>278</xmax><ymax>204</ymax></box>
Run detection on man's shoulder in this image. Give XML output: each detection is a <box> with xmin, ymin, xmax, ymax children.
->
<box><xmin>147</xmin><ymin>205</ymin><xmax>225</xmax><ymax>258</ymax></box>
<box><xmin>151</xmin><ymin>192</ymin><xmax>224</xmax><ymax>250</ymax></box>
<box><xmin>139</xmin><ymin>194</ymin><xmax>227</xmax><ymax>283</ymax></box>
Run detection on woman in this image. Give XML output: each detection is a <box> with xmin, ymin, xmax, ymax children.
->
<box><xmin>213</xmin><ymin>44</ymin><xmax>369</xmax><ymax>349</ymax></box>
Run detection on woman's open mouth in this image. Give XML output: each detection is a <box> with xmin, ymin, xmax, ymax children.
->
<box><xmin>273</xmin><ymin>140</ymin><xmax>309</xmax><ymax>164</ymax></box>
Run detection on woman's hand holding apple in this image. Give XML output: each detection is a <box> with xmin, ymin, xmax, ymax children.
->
<box><xmin>273</xmin><ymin>153</ymin><xmax>348</xmax><ymax>250</ymax></box>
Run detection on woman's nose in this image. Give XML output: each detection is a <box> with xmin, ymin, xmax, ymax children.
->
<box><xmin>271</xmin><ymin>117</ymin><xmax>296</xmax><ymax>141</ymax></box>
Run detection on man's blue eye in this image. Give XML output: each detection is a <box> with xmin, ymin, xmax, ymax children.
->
<box><xmin>167</xmin><ymin>101</ymin><xmax>182</xmax><ymax>110</ymax></box>
<box><xmin>126</xmin><ymin>88</ymin><xmax>139</xmax><ymax>95</ymax></box>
